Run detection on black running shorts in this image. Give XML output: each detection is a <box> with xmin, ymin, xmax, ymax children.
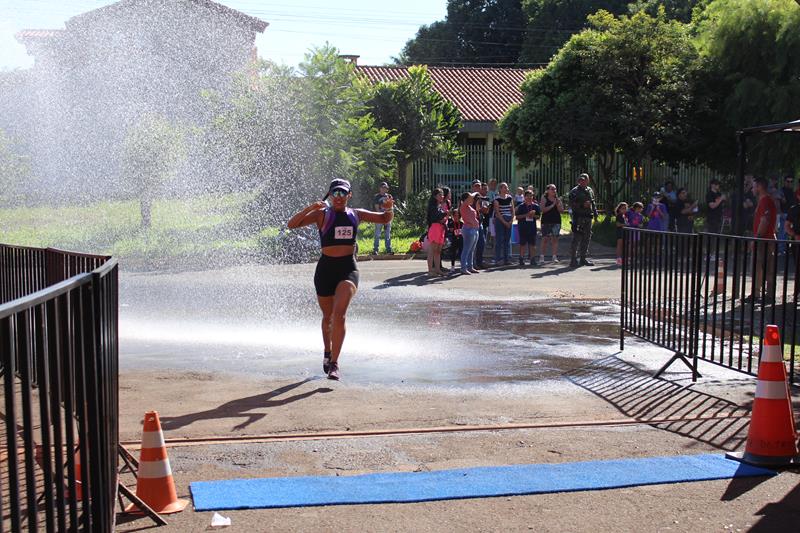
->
<box><xmin>314</xmin><ymin>254</ymin><xmax>359</xmax><ymax>296</ymax></box>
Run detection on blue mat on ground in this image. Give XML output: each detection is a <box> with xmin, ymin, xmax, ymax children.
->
<box><xmin>189</xmin><ymin>453</ymin><xmax>774</xmax><ymax>511</ymax></box>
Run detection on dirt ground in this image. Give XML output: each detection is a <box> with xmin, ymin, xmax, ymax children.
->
<box><xmin>115</xmin><ymin>257</ymin><xmax>800</xmax><ymax>532</ymax></box>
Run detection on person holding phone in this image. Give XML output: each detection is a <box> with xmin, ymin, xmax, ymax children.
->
<box><xmin>287</xmin><ymin>178</ymin><xmax>393</xmax><ymax>380</ymax></box>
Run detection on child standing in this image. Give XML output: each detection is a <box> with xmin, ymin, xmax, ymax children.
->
<box><xmin>615</xmin><ymin>202</ymin><xmax>629</xmax><ymax>266</ymax></box>
<box><xmin>515</xmin><ymin>190</ymin><xmax>541</xmax><ymax>266</ymax></box>
<box><xmin>447</xmin><ymin>209</ymin><xmax>464</xmax><ymax>269</ymax></box>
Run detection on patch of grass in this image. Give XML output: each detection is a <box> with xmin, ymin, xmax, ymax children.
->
<box><xmin>0</xmin><ymin>193</ymin><xmax>259</xmax><ymax>268</ymax></box>
<box><xmin>356</xmin><ymin>219</ymin><xmax>424</xmax><ymax>255</ymax></box>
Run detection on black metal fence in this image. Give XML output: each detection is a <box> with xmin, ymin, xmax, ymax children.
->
<box><xmin>621</xmin><ymin>228</ymin><xmax>798</xmax><ymax>386</ymax></box>
<box><xmin>0</xmin><ymin>244</ymin><xmax>118</xmax><ymax>532</ymax></box>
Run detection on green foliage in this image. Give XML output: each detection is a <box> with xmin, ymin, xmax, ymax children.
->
<box><xmin>0</xmin><ymin>129</ymin><xmax>30</xmax><ymax>206</ymax></box>
<box><xmin>122</xmin><ymin>115</ymin><xmax>187</xmax><ymax>227</ymax></box>
<box><xmin>207</xmin><ymin>47</ymin><xmax>397</xmax><ymax>207</ymax></box>
<box><xmin>393</xmin><ymin>189</ymin><xmax>432</xmax><ymax>231</ymax></box>
<box><xmin>520</xmin><ymin>0</ymin><xmax>629</xmax><ymax>64</ymax></box>
<box><xmin>398</xmin><ymin>0</ymin><xmax>526</xmax><ymax>66</ymax></box>
<box><xmin>628</xmin><ymin>0</ymin><xmax>708</xmax><ymax>22</ymax></box>
<box><xmin>501</xmin><ymin>10</ymin><xmax>702</xmax><ymax>207</ymax></box>
<box><xmin>367</xmin><ymin>65</ymin><xmax>463</xmax><ymax>188</ymax></box>
<box><xmin>297</xmin><ymin>45</ymin><xmax>397</xmax><ymax>191</ymax></box>
<box><xmin>691</xmin><ymin>0</ymin><xmax>800</xmax><ymax>174</ymax></box>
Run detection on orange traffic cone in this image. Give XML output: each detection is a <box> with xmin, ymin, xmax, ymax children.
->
<box><xmin>125</xmin><ymin>411</ymin><xmax>188</xmax><ymax>514</ymax></box>
<box><xmin>728</xmin><ymin>325</ymin><xmax>799</xmax><ymax>466</ymax></box>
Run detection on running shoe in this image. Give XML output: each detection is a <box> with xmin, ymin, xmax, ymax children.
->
<box><xmin>552</xmin><ymin>255</ymin><xmax>559</xmax><ymax>263</ymax></box>
<box><xmin>323</xmin><ymin>353</ymin><xmax>331</xmax><ymax>374</ymax></box>
<box><xmin>327</xmin><ymin>362</ymin><xmax>340</xmax><ymax>380</ymax></box>
<box><xmin>539</xmin><ymin>255</ymin><xmax>545</xmax><ymax>264</ymax></box>
<box><xmin>519</xmin><ymin>256</ymin><xmax>525</xmax><ymax>266</ymax></box>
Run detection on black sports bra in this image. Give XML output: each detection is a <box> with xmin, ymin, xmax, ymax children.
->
<box><xmin>319</xmin><ymin>207</ymin><xmax>360</xmax><ymax>247</ymax></box>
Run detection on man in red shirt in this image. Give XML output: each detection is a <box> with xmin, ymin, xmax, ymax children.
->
<box><xmin>751</xmin><ymin>177</ymin><xmax>776</xmax><ymax>301</ymax></box>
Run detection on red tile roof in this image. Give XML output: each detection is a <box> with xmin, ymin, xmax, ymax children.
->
<box><xmin>356</xmin><ymin>66</ymin><xmax>533</xmax><ymax>123</ymax></box>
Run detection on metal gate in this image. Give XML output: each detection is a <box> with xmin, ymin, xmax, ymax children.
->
<box><xmin>0</xmin><ymin>244</ymin><xmax>119</xmax><ymax>532</ymax></box>
<box><xmin>620</xmin><ymin>229</ymin><xmax>799</xmax><ymax>386</ymax></box>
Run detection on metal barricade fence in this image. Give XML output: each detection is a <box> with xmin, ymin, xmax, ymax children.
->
<box><xmin>0</xmin><ymin>244</ymin><xmax>118</xmax><ymax>532</ymax></box>
<box><xmin>621</xmin><ymin>228</ymin><xmax>798</xmax><ymax>386</ymax></box>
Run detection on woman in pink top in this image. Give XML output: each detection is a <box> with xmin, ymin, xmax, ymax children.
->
<box><xmin>459</xmin><ymin>191</ymin><xmax>481</xmax><ymax>274</ymax></box>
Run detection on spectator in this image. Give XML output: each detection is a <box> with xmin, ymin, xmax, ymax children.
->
<box><xmin>738</xmin><ymin>175</ymin><xmax>757</xmax><ymax>234</ymax></box>
<box><xmin>661</xmin><ymin>181</ymin><xmax>679</xmax><ymax>231</ymax></box>
<box><xmin>778</xmin><ymin>176</ymin><xmax>795</xmax><ymax>252</ymax></box>
<box><xmin>447</xmin><ymin>208</ymin><xmax>463</xmax><ymax>271</ymax></box>
<box><xmin>783</xmin><ymin>196</ymin><xmax>800</xmax><ymax>295</ymax></box>
<box><xmin>477</xmin><ymin>182</ymin><xmax>491</xmax><ymax>268</ymax></box>
<box><xmin>628</xmin><ymin>202</ymin><xmax>644</xmax><ymax>230</ymax></box>
<box><xmin>780</xmin><ymin>175</ymin><xmax>795</xmax><ymax>213</ymax></box>
<box><xmin>425</xmin><ymin>188</ymin><xmax>447</xmax><ymax>277</ymax></box>
<box><xmin>627</xmin><ymin>202</ymin><xmax>644</xmax><ymax>259</ymax></box>
<box><xmin>568</xmin><ymin>173</ymin><xmax>598</xmax><ymax>267</ymax></box>
<box><xmin>675</xmin><ymin>188</ymin><xmax>698</xmax><ymax>234</ymax></box>
<box><xmin>539</xmin><ymin>184</ymin><xmax>564</xmax><ymax>264</ymax></box>
<box><xmin>487</xmin><ymin>179</ymin><xmax>498</xmax><ymax>201</ymax></box>
<box><xmin>751</xmin><ymin>176</ymin><xmax>777</xmax><ymax>302</ymax></box>
<box><xmin>704</xmin><ymin>179</ymin><xmax>725</xmax><ymax>234</ymax></box>
<box><xmin>514</xmin><ymin>186</ymin><xmax>525</xmax><ymax>207</ymax></box>
<box><xmin>487</xmin><ymin>179</ymin><xmax>498</xmax><ymax>245</ymax></box>
<box><xmin>442</xmin><ymin>186</ymin><xmax>452</xmax><ymax>213</ymax></box>
<box><xmin>372</xmin><ymin>182</ymin><xmax>393</xmax><ymax>254</ymax></box>
<box><xmin>646</xmin><ymin>193</ymin><xmax>669</xmax><ymax>231</ymax></box>
<box><xmin>459</xmin><ymin>192</ymin><xmax>481</xmax><ymax>275</ymax></box>
<box><xmin>515</xmin><ymin>190</ymin><xmax>541</xmax><ymax>266</ymax></box>
<box><xmin>615</xmin><ymin>202</ymin><xmax>629</xmax><ymax>266</ymax></box>
<box><xmin>493</xmin><ymin>182</ymin><xmax>514</xmax><ymax>266</ymax></box>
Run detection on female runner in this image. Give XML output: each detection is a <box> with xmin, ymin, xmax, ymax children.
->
<box><xmin>287</xmin><ymin>178</ymin><xmax>393</xmax><ymax>380</ymax></box>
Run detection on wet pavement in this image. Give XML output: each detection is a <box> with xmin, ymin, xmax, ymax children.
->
<box><xmin>119</xmin><ymin>262</ymin><xmax>621</xmax><ymax>387</ymax></box>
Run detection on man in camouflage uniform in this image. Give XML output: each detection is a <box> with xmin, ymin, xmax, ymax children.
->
<box><xmin>569</xmin><ymin>173</ymin><xmax>598</xmax><ymax>267</ymax></box>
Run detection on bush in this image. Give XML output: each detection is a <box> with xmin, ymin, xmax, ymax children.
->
<box><xmin>394</xmin><ymin>189</ymin><xmax>430</xmax><ymax>231</ymax></box>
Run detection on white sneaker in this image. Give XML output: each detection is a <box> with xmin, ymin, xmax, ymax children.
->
<box><xmin>539</xmin><ymin>255</ymin><xmax>545</xmax><ymax>264</ymax></box>
<box><xmin>552</xmin><ymin>255</ymin><xmax>559</xmax><ymax>263</ymax></box>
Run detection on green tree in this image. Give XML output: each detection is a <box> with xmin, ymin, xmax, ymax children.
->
<box><xmin>398</xmin><ymin>0</ymin><xmax>527</xmax><ymax>66</ymax></box>
<box><xmin>122</xmin><ymin>115</ymin><xmax>186</xmax><ymax>228</ymax></box>
<box><xmin>519</xmin><ymin>0</ymin><xmax>629</xmax><ymax>65</ymax></box>
<box><xmin>297</xmin><ymin>45</ymin><xmax>397</xmax><ymax>195</ymax></box>
<box><xmin>691</xmin><ymin>0</ymin><xmax>800</xmax><ymax>174</ymax></box>
<box><xmin>628</xmin><ymin>0</ymin><xmax>708</xmax><ymax>22</ymax></box>
<box><xmin>0</xmin><ymin>128</ymin><xmax>31</xmax><ymax>206</ymax></box>
<box><xmin>501</xmin><ymin>10</ymin><xmax>702</xmax><ymax>207</ymax></box>
<box><xmin>367</xmin><ymin>65</ymin><xmax>463</xmax><ymax>192</ymax></box>
<box><xmin>206</xmin><ymin>47</ymin><xmax>396</xmax><ymax>215</ymax></box>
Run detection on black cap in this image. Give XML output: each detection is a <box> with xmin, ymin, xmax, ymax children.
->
<box><xmin>324</xmin><ymin>178</ymin><xmax>351</xmax><ymax>200</ymax></box>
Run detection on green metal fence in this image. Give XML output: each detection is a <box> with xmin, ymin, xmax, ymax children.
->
<box><xmin>412</xmin><ymin>146</ymin><xmax>726</xmax><ymax>210</ymax></box>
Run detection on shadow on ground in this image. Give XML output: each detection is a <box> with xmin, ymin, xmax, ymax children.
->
<box><xmin>159</xmin><ymin>379</ymin><xmax>333</xmax><ymax>431</ymax></box>
<box><xmin>567</xmin><ymin>355</ymin><xmax>751</xmax><ymax>452</ymax></box>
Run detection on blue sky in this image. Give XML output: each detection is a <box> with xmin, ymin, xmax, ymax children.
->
<box><xmin>0</xmin><ymin>0</ymin><xmax>447</xmax><ymax>70</ymax></box>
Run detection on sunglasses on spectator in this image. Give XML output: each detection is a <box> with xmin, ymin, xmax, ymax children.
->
<box><xmin>331</xmin><ymin>189</ymin><xmax>348</xmax><ymax>197</ymax></box>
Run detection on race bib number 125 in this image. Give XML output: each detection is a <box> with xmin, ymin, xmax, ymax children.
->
<box><xmin>334</xmin><ymin>226</ymin><xmax>353</xmax><ymax>239</ymax></box>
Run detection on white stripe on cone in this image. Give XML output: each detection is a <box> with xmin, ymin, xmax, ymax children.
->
<box><xmin>755</xmin><ymin>380</ymin><xmax>789</xmax><ymax>400</ymax></box>
<box><xmin>141</xmin><ymin>430</ymin><xmax>166</xmax><ymax>449</ymax></box>
<box><xmin>761</xmin><ymin>344</ymin><xmax>783</xmax><ymax>363</ymax></box>
<box><xmin>138</xmin><ymin>459</ymin><xmax>172</xmax><ymax>479</ymax></box>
